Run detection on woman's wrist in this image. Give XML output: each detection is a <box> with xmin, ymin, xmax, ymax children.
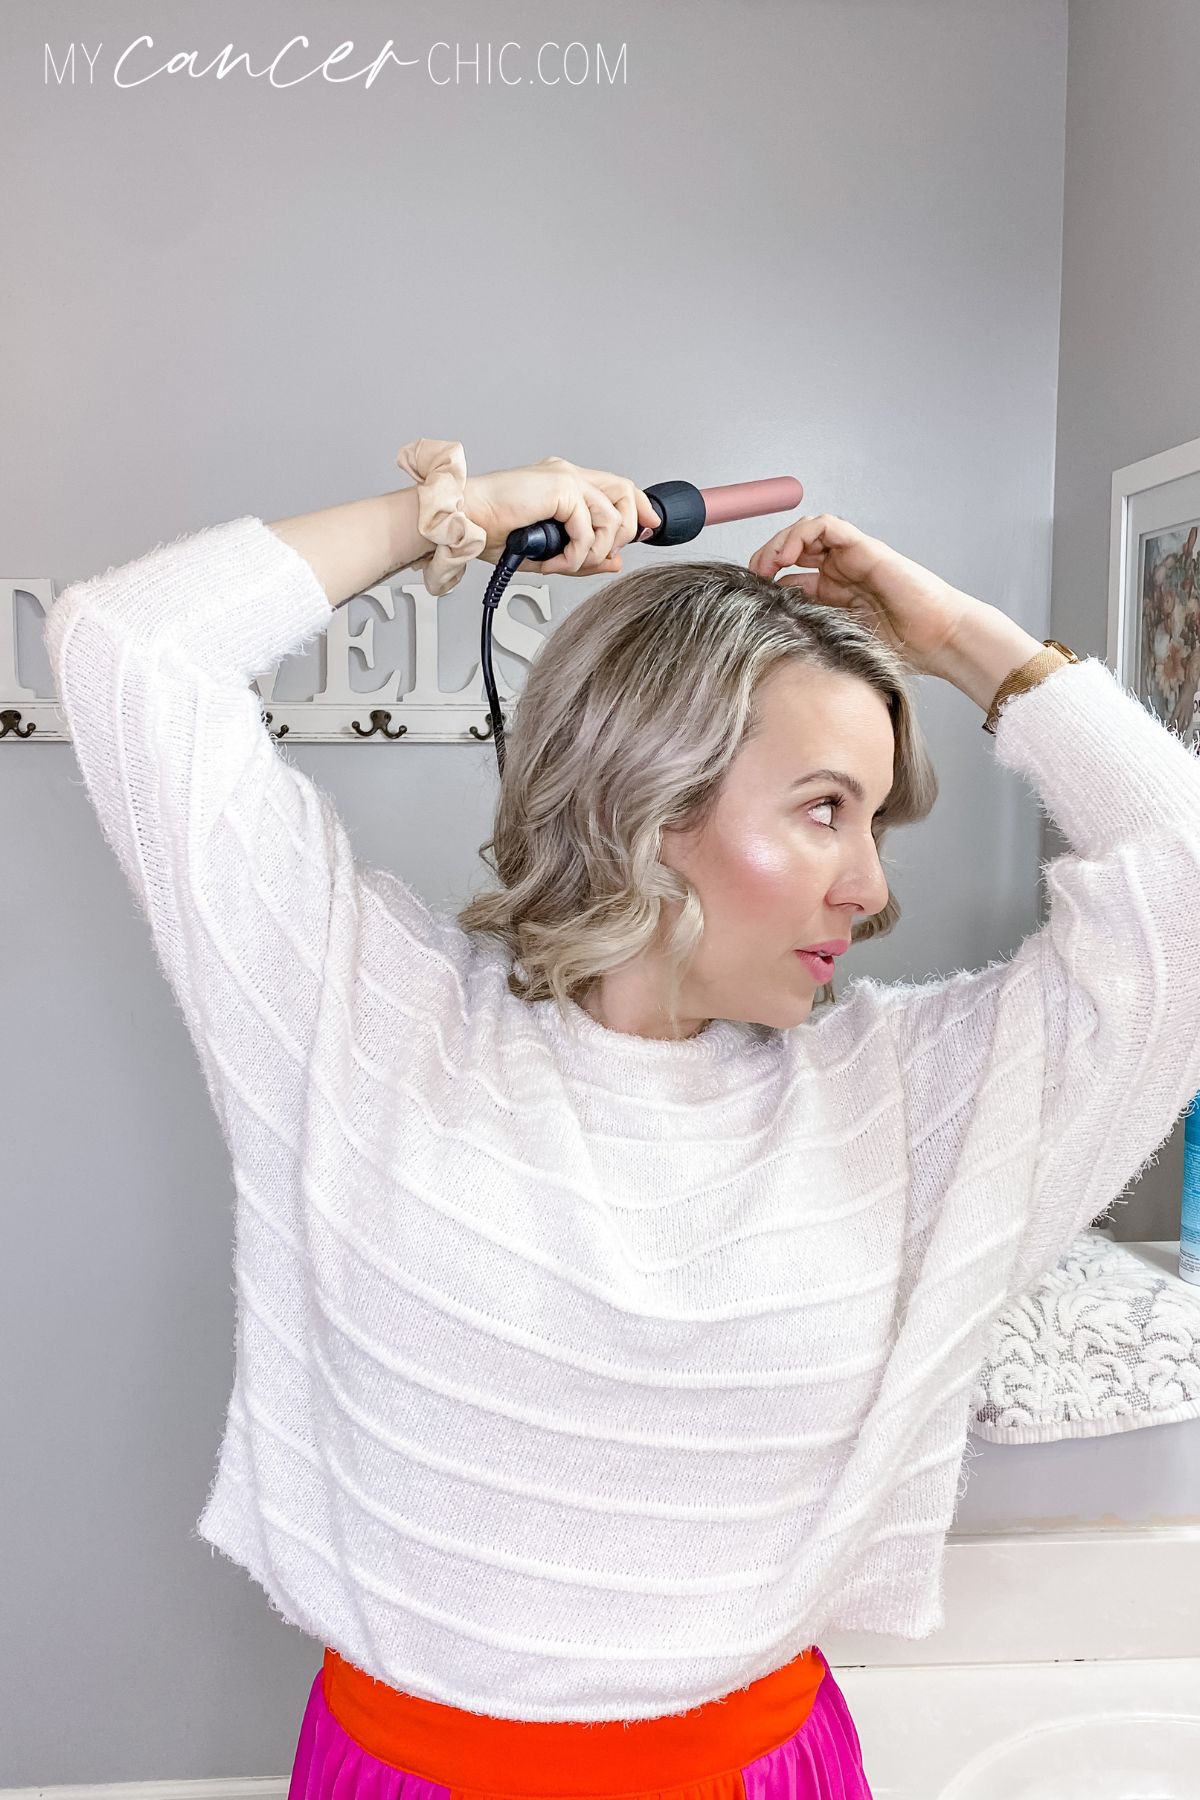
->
<box><xmin>935</xmin><ymin>598</ymin><xmax>1047</xmax><ymax>713</ymax></box>
<box><xmin>267</xmin><ymin>487</ymin><xmax>436</xmax><ymax>610</ymax></box>
<box><xmin>385</xmin><ymin>483</ymin><xmax>441</xmax><ymax>580</ymax></box>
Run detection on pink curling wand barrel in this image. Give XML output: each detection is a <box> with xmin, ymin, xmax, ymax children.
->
<box><xmin>633</xmin><ymin>475</ymin><xmax>804</xmax><ymax>544</ymax></box>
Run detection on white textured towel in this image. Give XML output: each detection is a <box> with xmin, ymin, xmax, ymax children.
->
<box><xmin>970</xmin><ymin>1230</ymin><xmax>1200</xmax><ymax>1442</ymax></box>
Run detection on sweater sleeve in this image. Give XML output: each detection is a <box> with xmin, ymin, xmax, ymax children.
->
<box><xmin>43</xmin><ymin>512</ymin><xmax>448</xmax><ymax>1151</ymax></box>
<box><xmin>881</xmin><ymin>655</ymin><xmax>1200</xmax><ymax>1303</ymax></box>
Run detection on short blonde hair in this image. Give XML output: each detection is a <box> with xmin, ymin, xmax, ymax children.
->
<box><xmin>457</xmin><ymin>558</ymin><xmax>938</xmax><ymax>1030</ymax></box>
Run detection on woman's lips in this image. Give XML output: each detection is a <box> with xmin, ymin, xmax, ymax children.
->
<box><xmin>795</xmin><ymin>950</ymin><xmax>835</xmax><ymax>980</ymax></box>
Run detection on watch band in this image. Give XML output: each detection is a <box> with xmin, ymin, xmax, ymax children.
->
<box><xmin>982</xmin><ymin>637</ymin><xmax>1081</xmax><ymax>735</ymax></box>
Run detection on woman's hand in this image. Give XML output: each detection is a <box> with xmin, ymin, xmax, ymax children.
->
<box><xmin>463</xmin><ymin>457</ymin><xmax>661</xmax><ymax>576</ymax></box>
<box><xmin>747</xmin><ymin>514</ymin><xmax>973</xmax><ymax>680</ymax></box>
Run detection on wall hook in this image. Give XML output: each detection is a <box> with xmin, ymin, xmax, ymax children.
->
<box><xmin>1</xmin><ymin>709</ymin><xmax>35</xmax><ymax>739</ymax></box>
<box><xmin>351</xmin><ymin>710</ymin><xmax>409</xmax><ymax>739</ymax></box>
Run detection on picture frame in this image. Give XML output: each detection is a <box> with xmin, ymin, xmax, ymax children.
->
<box><xmin>1108</xmin><ymin>433</ymin><xmax>1200</xmax><ymax>748</ymax></box>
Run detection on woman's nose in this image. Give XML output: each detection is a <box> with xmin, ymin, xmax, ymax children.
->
<box><xmin>829</xmin><ymin>846</ymin><xmax>890</xmax><ymax>919</ymax></box>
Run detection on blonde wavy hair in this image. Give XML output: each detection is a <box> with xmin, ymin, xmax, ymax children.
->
<box><xmin>456</xmin><ymin>558</ymin><xmax>939</xmax><ymax>1031</ymax></box>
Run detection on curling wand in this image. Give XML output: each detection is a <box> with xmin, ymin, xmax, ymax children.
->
<box><xmin>479</xmin><ymin>474</ymin><xmax>804</xmax><ymax>776</ymax></box>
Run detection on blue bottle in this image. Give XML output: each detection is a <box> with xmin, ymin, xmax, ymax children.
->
<box><xmin>1182</xmin><ymin>1093</ymin><xmax>1200</xmax><ymax>1285</ymax></box>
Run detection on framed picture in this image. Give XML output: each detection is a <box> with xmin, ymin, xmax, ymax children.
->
<box><xmin>1108</xmin><ymin>434</ymin><xmax>1200</xmax><ymax>749</ymax></box>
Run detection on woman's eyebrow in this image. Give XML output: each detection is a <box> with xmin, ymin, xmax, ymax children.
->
<box><xmin>787</xmin><ymin>767</ymin><xmax>866</xmax><ymax>802</ymax></box>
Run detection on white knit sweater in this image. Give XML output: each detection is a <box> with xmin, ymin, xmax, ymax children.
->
<box><xmin>44</xmin><ymin>515</ymin><xmax>1200</xmax><ymax>1723</ymax></box>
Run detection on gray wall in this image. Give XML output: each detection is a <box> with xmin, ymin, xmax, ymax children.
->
<box><xmin>1050</xmin><ymin>0</ymin><xmax>1200</xmax><ymax>1241</ymax></box>
<box><xmin>3</xmin><ymin>0</ymin><xmax>1073</xmax><ymax>1781</ymax></box>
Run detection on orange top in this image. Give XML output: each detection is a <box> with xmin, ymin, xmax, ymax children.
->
<box><xmin>321</xmin><ymin>1643</ymin><xmax>825</xmax><ymax>1795</ymax></box>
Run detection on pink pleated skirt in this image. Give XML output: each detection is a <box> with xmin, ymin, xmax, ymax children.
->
<box><xmin>286</xmin><ymin>1645</ymin><xmax>875</xmax><ymax>1800</ymax></box>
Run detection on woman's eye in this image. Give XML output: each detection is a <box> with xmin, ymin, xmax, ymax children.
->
<box><xmin>807</xmin><ymin>796</ymin><xmax>843</xmax><ymax>828</ymax></box>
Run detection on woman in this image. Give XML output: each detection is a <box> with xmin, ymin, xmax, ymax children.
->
<box><xmin>45</xmin><ymin>445</ymin><xmax>1200</xmax><ymax>1799</ymax></box>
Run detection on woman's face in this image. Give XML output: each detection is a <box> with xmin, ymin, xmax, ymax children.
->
<box><xmin>658</xmin><ymin>661</ymin><xmax>896</xmax><ymax>1030</ymax></box>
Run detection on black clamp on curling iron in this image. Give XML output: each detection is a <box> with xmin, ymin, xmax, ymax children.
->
<box><xmin>478</xmin><ymin>475</ymin><xmax>804</xmax><ymax>776</ymax></box>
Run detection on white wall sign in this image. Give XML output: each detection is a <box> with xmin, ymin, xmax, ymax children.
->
<box><xmin>0</xmin><ymin>574</ymin><xmax>552</xmax><ymax>743</ymax></box>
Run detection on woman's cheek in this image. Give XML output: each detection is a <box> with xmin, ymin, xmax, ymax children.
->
<box><xmin>725</xmin><ymin>831</ymin><xmax>796</xmax><ymax>910</ymax></box>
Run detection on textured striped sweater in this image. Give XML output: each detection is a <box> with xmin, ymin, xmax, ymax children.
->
<box><xmin>44</xmin><ymin>514</ymin><xmax>1200</xmax><ymax>1722</ymax></box>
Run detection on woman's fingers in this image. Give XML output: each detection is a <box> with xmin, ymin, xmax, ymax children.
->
<box><xmin>584</xmin><ymin>484</ymin><xmax>624</xmax><ymax>565</ymax></box>
<box><xmin>575</xmin><ymin>468</ymin><xmax>660</xmax><ymax>549</ymax></box>
<box><xmin>519</xmin><ymin>463</ymin><xmax>657</xmax><ymax>575</ymax></box>
<box><xmin>541</xmin><ymin>482</ymin><xmax>625</xmax><ymax>574</ymax></box>
<box><xmin>749</xmin><ymin>513</ymin><xmax>862</xmax><ymax>579</ymax></box>
<box><xmin>619</xmin><ymin>480</ymin><xmax>661</xmax><ymax>542</ymax></box>
<box><xmin>540</xmin><ymin>489</ymin><xmax>595</xmax><ymax>573</ymax></box>
<box><xmin>574</xmin><ymin>468</ymin><xmax>657</xmax><ymax>538</ymax></box>
<box><xmin>749</xmin><ymin>522</ymin><xmax>819</xmax><ymax>578</ymax></box>
<box><xmin>592</xmin><ymin>481</ymin><xmax>653</xmax><ymax>567</ymax></box>
<box><xmin>609</xmin><ymin>488</ymin><xmax>637</xmax><ymax>554</ymax></box>
<box><xmin>748</xmin><ymin>518</ymin><xmax>810</xmax><ymax>577</ymax></box>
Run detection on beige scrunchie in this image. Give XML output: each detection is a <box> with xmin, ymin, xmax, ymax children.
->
<box><xmin>395</xmin><ymin>438</ymin><xmax>488</xmax><ymax>597</ymax></box>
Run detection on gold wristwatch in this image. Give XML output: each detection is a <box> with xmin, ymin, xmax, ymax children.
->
<box><xmin>982</xmin><ymin>638</ymin><xmax>1081</xmax><ymax>735</ymax></box>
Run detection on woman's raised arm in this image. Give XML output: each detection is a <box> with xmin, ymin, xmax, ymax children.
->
<box><xmin>266</xmin><ymin>484</ymin><xmax>436</xmax><ymax>609</ymax></box>
<box><xmin>44</xmin><ymin>452</ymin><xmax>656</xmax><ymax>1195</ymax></box>
<box><xmin>43</xmin><ymin>510</ymin><xmax>433</xmax><ymax>1183</ymax></box>
<box><xmin>748</xmin><ymin>513</ymin><xmax>1200</xmax><ymax>1308</ymax></box>
<box><xmin>882</xmin><ymin>654</ymin><xmax>1200</xmax><ymax>1304</ymax></box>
